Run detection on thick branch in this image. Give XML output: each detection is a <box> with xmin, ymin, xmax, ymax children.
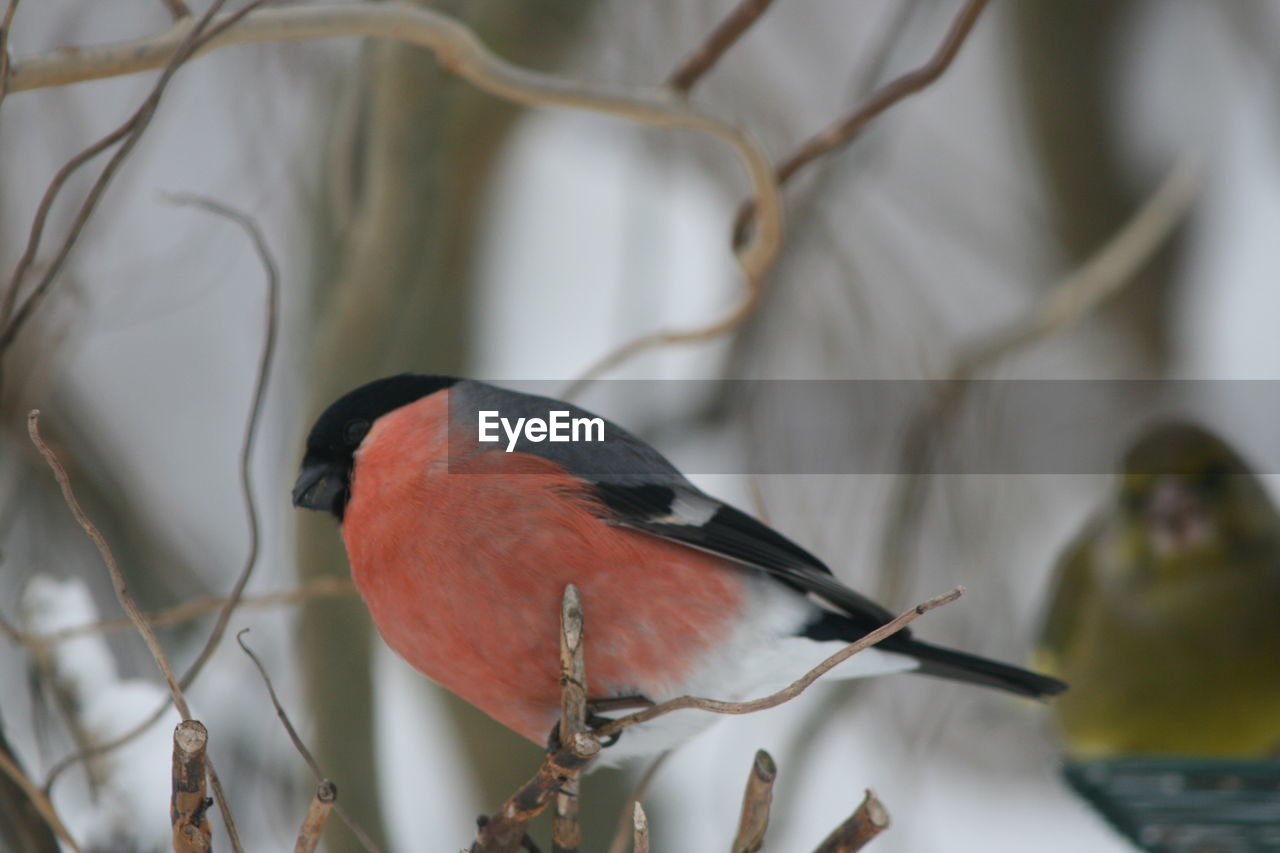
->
<box><xmin>171</xmin><ymin>720</ymin><xmax>212</xmax><ymax>853</ymax></box>
<box><xmin>632</xmin><ymin>803</ymin><xmax>649</xmax><ymax>853</ymax></box>
<box><xmin>475</xmin><ymin>587</ymin><xmax>599</xmax><ymax>853</ymax></box>
<box><xmin>553</xmin><ymin>585</ymin><xmax>590</xmax><ymax>853</ymax></box>
<box><xmin>731</xmin><ymin>750</ymin><xmax>776</xmax><ymax>853</ymax></box>
<box><xmin>295</xmin><ymin>782</ymin><xmax>338</xmax><ymax>853</ymax></box>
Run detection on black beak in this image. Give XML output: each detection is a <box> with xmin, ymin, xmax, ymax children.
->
<box><xmin>292</xmin><ymin>457</ymin><xmax>349</xmax><ymax>519</ymax></box>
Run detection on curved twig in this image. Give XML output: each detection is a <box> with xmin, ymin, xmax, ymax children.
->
<box><xmin>592</xmin><ymin>587</ymin><xmax>962</xmax><ymax>739</ymax></box>
<box><xmin>4</xmin><ymin>3</ymin><xmax>783</xmax><ymax>383</ymax></box>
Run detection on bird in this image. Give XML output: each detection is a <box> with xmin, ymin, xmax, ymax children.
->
<box><xmin>1037</xmin><ymin>421</ymin><xmax>1280</xmax><ymax>758</ymax></box>
<box><xmin>293</xmin><ymin>374</ymin><xmax>1065</xmax><ymax>761</ymax></box>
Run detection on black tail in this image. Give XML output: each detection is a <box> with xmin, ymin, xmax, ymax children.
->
<box><xmin>890</xmin><ymin>636</ymin><xmax>1066</xmax><ymax>699</ymax></box>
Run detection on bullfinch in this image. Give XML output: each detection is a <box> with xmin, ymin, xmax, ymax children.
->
<box><xmin>294</xmin><ymin>375</ymin><xmax>1065</xmax><ymax>761</ymax></box>
<box><xmin>1038</xmin><ymin>422</ymin><xmax>1280</xmax><ymax>757</ymax></box>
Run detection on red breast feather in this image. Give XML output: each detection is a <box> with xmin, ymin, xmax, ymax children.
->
<box><xmin>341</xmin><ymin>391</ymin><xmax>748</xmax><ymax>742</ymax></box>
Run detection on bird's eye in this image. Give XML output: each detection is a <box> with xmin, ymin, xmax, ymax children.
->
<box><xmin>343</xmin><ymin>419</ymin><xmax>371</xmax><ymax>446</ymax></box>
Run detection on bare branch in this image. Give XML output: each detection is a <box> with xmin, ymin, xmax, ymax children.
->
<box><xmin>632</xmin><ymin>803</ymin><xmax>649</xmax><ymax>853</ymax></box>
<box><xmin>475</xmin><ymin>587</ymin><xmax>600</xmax><ymax>853</ymax></box>
<box><xmin>28</xmin><ymin>411</ymin><xmax>245</xmax><ymax>852</ymax></box>
<box><xmin>295</xmin><ymin>782</ymin><xmax>337</xmax><ymax>853</ymax></box>
<box><xmin>21</xmin><ymin>577</ymin><xmax>356</xmax><ymax>646</ymax></box>
<box><xmin>0</xmin><ymin>0</ymin><xmax>271</xmax><ymax>360</ymax></box>
<box><xmin>811</xmin><ymin>790</ymin><xmax>889</xmax><ymax>853</ymax></box>
<box><xmin>553</xmin><ymin>585</ymin><xmax>590</xmax><ymax>853</ymax></box>
<box><xmin>879</xmin><ymin>152</ymin><xmax>1200</xmax><ymax>604</ymax></box>
<box><xmin>666</xmin><ymin>0</ymin><xmax>777</xmax><ymax>93</ymax></box>
<box><xmin>3</xmin><ymin>2</ymin><xmax>782</xmax><ymax>386</ymax></box>
<box><xmin>162</xmin><ymin>192</ymin><xmax>278</xmax><ymax>696</ymax></box>
<box><xmin>731</xmin><ymin>750</ymin><xmax>776</xmax><ymax>853</ymax></box>
<box><xmin>42</xmin><ymin>191</ymin><xmax>279</xmax><ymax>803</ymax></box>
<box><xmin>592</xmin><ymin>587</ymin><xmax>963</xmax><ymax>739</ymax></box>
<box><xmin>237</xmin><ymin>631</ymin><xmax>382</xmax><ymax>853</ymax></box>
<box><xmin>0</xmin><ymin>743</ymin><xmax>81</xmax><ymax>853</ymax></box>
<box><xmin>0</xmin><ymin>0</ymin><xmax>19</xmax><ymax>106</ymax></box>
<box><xmin>171</xmin><ymin>720</ymin><xmax>212</xmax><ymax>853</ymax></box>
<box><xmin>27</xmin><ymin>411</ymin><xmax>192</xmax><ymax>719</ymax></box>
<box><xmin>733</xmin><ymin>0</ymin><xmax>989</xmax><ymax>245</ymax></box>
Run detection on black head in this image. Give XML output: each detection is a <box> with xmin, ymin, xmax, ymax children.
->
<box><xmin>292</xmin><ymin>374</ymin><xmax>459</xmax><ymax>520</ymax></box>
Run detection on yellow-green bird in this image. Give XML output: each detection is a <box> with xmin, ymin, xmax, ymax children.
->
<box><xmin>1037</xmin><ymin>421</ymin><xmax>1280</xmax><ymax>758</ymax></box>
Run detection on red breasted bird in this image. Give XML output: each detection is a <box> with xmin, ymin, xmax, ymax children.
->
<box><xmin>293</xmin><ymin>375</ymin><xmax>1064</xmax><ymax>760</ymax></box>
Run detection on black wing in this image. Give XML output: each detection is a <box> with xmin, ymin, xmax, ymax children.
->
<box><xmin>592</xmin><ymin>481</ymin><xmax>901</xmax><ymax>635</ymax></box>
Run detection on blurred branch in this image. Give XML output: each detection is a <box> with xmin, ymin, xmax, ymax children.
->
<box><xmin>160</xmin><ymin>0</ymin><xmax>191</xmax><ymax>21</ymax></box>
<box><xmin>731</xmin><ymin>750</ymin><xmax>777</xmax><ymax>853</ymax></box>
<box><xmin>0</xmin><ymin>0</ymin><xmax>270</xmax><ymax>366</ymax></box>
<box><xmin>2</xmin><ymin>2</ymin><xmax>782</xmax><ymax>388</ymax></box>
<box><xmin>811</xmin><ymin>790</ymin><xmax>889</xmax><ymax>853</ymax></box>
<box><xmin>0</xmin><ymin>0</ymin><xmax>18</xmax><ymax>106</ymax></box>
<box><xmin>41</xmin><ymin>194</ymin><xmax>277</xmax><ymax>818</ymax></box>
<box><xmin>19</xmin><ymin>577</ymin><xmax>356</xmax><ymax>645</ymax></box>
<box><xmin>0</xmin><ymin>728</ymin><xmax>79</xmax><ymax>853</ymax></box>
<box><xmin>5</xmin><ymin>2</ymin><xmax>782</xmax><ymax>293</ymax></box>
<box><xmin>171</xmin><ymin>720</ymin><xmax>212</xmax><ymax>853</ymax></box>
<box><xmin>592</xmin><ymin>587</ymin><xmax>963</xmax><ymax>740</ymax></box>
<box><xmin>879</xmin><ymin>153</ymin><xmax>1201</xmax><ymax>604</ymax></box>
<box><xmin>666</xmin><ymin>0</ymin><xmax>777</xmax><ymax>92</ymax></box>
<box><xmin>475</xmin><ymin>587</ymin><xmax>599</xmax><ymax>853</ymax></box>
<box><xmin>733</xmin><ymin>0</ymin><xmax>989</xmax><ymax>245</ymax></box>
<box><xmin>237</xmin><ymin>631</ymin><xmax>382</xmax><ymax>853</ymax></box>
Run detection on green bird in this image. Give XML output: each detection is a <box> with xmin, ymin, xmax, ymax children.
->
<box><xmin>1037</xmin><ymin>422</ymin><xmax>1280</xmax><ymax>758</ymax></box>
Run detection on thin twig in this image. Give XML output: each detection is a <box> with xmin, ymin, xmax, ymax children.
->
<box><xmin>43</xmin><ymin>190</ymin><xmax>279</xmax><ymax>800</ymax></box>
<box><xmin>295</xmin><ymin>781</ymin><xmax>337</xmax><ymax>853</ymax></box>
<box><xmin>171</xmin><ymin>720</ymin><xmax>212</xmax><ymax>853</ymax></box>
<box><xmin>632</xmin><ymin>803</ymin><xmax>649</xmax><ymax>853</ymax></box>
<box><xmin>19</xmin><ymin>577</ymin><xmax>356</xmax><ymax>646</ymax></box>
<box><xmin>605</xmin><ymin>752</ymin><xmax>671</xmax><ymax>853</ymax></box>
<box><xmin>27</xmin><ymin>411</ymin><xmax>191</xmax><ymax>718</ymax></box>
<box><xmin>238</xmin><ymin>631</ymin><xmax>382</xmax><ymax>853</ymax></box>
<box><xmin>27</xmin><ymin>410</ymin><xmax>245</xmax><ymax>852</ymax></box>
<box><xmin>0</xmin><ymin>0</ymin><xmax>271</xmax><ymax>358</ymax></box>
<box><xmin>731</xmin><ymin>750</ymin><xmax>776</xmax><ymax>853</ymax></box>
<box><xmin>811</xmin><ymin>790</ymin><xmax>889</xmax><ymax>853</ymax></box>
<box><xmin>878</xmin><ymin>152</ymin><xmax>1201</xmax><ymax>604</ymax></box>
<box><xmin>0</xmin><ymin>746</ymin><xmax>81</xmax><ymax>853</ymax></box>
<box><xmin>592</xmin><ymin>587</ymin><xmax>963</xmax><ymax>740</ymax></box>
<box><xmin>163</xmin><ymin>192</ymin><xmax>278</xmax><ymax>692</ymax></box>
<box><xmin>733</xmin><ymin>0</ymin><xmax>989</xmax><ymax>245</ymax></box>
<box><xmin>666</xmin><ymin>0</ymin><xmax>777</xmax><ymax>92</ymax></box>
